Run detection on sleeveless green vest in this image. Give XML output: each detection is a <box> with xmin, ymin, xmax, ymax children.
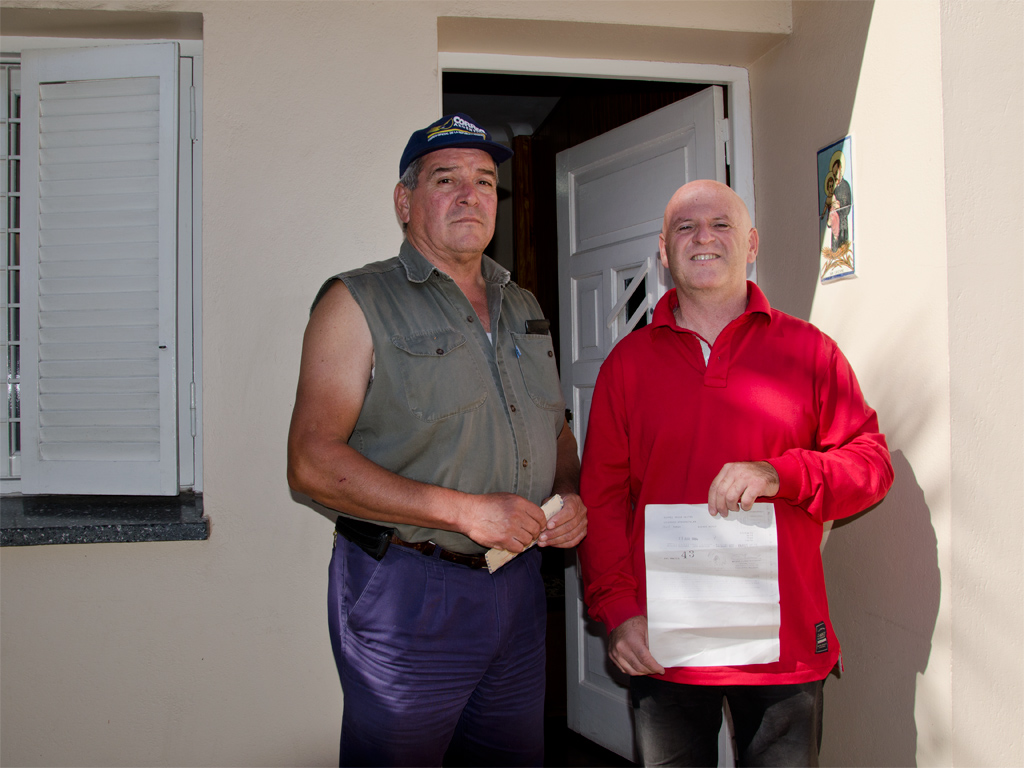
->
<box><xmin>315</xmin><ymin>242</ymin><xmax>565</xmax><ymax>554</ymax></box>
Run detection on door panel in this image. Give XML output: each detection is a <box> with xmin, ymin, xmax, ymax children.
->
<box><xmin>575</xmin><ymin>144</ymin><xmax>696</xmax><ymax>248</ymax></box>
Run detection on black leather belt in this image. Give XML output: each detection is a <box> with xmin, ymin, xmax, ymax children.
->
<box><xmin>334</xmin><ymin>514</ymin><xmax>488</xmax><ymax>569</ymax></box>
<box><xmin>386</xmin><ymin>534</ymin><xmax>488</xmax><ymax>569</ymax></box>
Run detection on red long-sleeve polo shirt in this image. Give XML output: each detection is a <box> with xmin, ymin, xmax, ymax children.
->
<box><xmin>578</xmin><ymin>283</ymin><xmax>894</xmax><ymax>686</ymax></box>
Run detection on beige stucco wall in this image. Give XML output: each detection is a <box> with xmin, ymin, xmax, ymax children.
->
<box><xmin>939</xmin><ymin>2</ymin><xmax>1024</xmax><ymax>765</ymax></box>
<box><xmin>749</xmin><ymin>1</ymin><xmax>1022</xmax><ymax>766</ymax></box>
<box><xmin>1</xmin><ymin>1</ymin><xmax>1021</xmax><ymax>766</ymax></box>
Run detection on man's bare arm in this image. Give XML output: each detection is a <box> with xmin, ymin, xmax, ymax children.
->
<box><xmin>538</xmin><ymin>419</ymin><xmax>587</xmax><ymax>549</ymax></box>
<box><xmin>286</xmin><ymin>281</ymin><xmax>546</xmax><ymax>551</ymax></box>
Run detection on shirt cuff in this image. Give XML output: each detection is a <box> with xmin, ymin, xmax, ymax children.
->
<box><xmin>600</xmin><ymin>596</ymin><xmax>646</xmax><ymax>632</ymax></box>
<box><xmin>766</xmin><ymin>452</ymin><xmax>803</xmax><ymax>502</ymax></box>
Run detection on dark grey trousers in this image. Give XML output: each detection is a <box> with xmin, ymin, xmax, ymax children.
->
<box><xmin>631</xmin><ymin>676</ymin><xmax>825</xmax><ymax>767</ymax></box>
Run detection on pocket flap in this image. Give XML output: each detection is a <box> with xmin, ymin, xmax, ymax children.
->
<box><xmin>391</xmin><ymin>329</ymin><xmax>468</xmax><ymax>358</ymax></box>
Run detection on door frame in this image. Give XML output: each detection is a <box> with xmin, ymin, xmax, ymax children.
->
<box><xmin>437</xmin><ymin>53</ymin><xmax>755</xmax><ymax>225</ymax></box>
<box><xmin>436</xmin><ymin>54</ymin><xmax>755</xmax><ymax>762</ymax></box>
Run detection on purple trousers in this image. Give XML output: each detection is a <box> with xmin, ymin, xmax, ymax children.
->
<box><xmin>328</xmin><ymin>536</ymin><xmax>547</xmax><ymax>767</ymax></box>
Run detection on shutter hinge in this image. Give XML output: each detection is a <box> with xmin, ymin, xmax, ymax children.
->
<box><xmin>190</xmin><ymin>84</ymin><xmax>197</xmax><ymax>143</ymax></box>
<box><xmin>717</xmin><ymin>117</ymin><xmax>731</xmax><ymax>167</ymax></box>
<box><xmin>190</xmin><ymin>381</ymin><xmax>197</xmax><ymax>437</ymax></box>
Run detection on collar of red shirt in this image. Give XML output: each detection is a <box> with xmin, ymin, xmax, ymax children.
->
<box><xmin>652</xmin><ymin>281</ymin><xmax>774</xmax><ymax>333</ymax></box>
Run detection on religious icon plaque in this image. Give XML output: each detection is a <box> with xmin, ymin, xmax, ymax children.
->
<box><xmin>817</xmin><ymin>136</ymin><xmax>856</xmax><ymax>283</ymax></box>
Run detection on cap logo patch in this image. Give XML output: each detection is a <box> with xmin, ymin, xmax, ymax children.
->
<box><xmin>427</xmin><ymin>115</ymin><xmax>487</xmax><ymax>143</ymax></box>
<box><xmin>399</xmin><ymin>112</ymin><xmax>513</xmax><ymax>177</ymax></box>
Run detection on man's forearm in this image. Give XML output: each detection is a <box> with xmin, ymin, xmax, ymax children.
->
<box><xmin>288</xmin><ymin>437</ymin><xmax>550</xmax><ymax>552</ymax></box>
<box><xmin>551</xmin><ymin>419</ymin><xmax>581</xmax><ymax>497</ymax></box>
<box><xmin>288</xmin><ymin>438</ymin><xmax>465</xmax><ymax>530</ymax></box>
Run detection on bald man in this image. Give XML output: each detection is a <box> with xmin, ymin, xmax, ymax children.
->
<box><xmin>577</xmin><ymin>181</ymin><xmax>893</xmax><ymax>766</ymax></box>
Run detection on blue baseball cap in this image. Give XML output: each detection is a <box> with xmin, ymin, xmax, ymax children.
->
<box><xmin>399</xmin><ymin>113</ymin><xmax>513</xmax><ymax>178</ymax></box>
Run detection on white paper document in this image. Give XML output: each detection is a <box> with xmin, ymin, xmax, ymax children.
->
<box><xmin>645</xmin><ymin>503</ymin><xmax>781</xmax><ymax>668</ymax></box>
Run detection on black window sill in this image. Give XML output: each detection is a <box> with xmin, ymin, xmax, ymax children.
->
<box><xmin>0</xmin><ymin>491</ymin><xmax>208</xmax><ymax>546</ymax></box>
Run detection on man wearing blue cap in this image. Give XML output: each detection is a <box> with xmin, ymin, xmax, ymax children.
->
<box><xmin>288</xmin><ymin>114</ymin><xmax>587</xmax><ymax>766</ymax></box>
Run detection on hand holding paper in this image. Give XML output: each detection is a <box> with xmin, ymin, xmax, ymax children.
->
<box><xmin>609</xmin><ymin>615</ymin><xmax>665</xmax><ymax>677</ymax></box>
<box><xmin>708</xmin><ymin>461</ymin><xmax>780</xmax><ymax>517</ymax></box>
<box><xmin>485</xmin><ymin>494</ymin><xmax>563</xmax><ymax>573</ymax></box>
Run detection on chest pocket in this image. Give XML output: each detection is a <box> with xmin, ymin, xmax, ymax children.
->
<box><xmin>510</xmin><ymin>332</ymin><xmax>564</xmax><ymax>411</ymax></box>
<box><xmin>391</xmin><ymin>329</ymin><xmax>488</xmax><ymax>422</ymax></box>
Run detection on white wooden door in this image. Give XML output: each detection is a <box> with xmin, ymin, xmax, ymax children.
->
<box><xmin>557</xmin><ymin>86</ymin><xmax>727</xmax><ymax>762</ymax></box>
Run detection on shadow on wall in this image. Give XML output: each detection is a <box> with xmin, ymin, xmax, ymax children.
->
<box><xmin>820</xmin><ymin>450</ymin><xmax>939</xmax><ymax>767</ymax></box>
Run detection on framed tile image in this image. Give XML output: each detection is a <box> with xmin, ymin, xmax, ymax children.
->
<box><xmin>817</xmin><ymin>136</ymin><xmax>856</xmax><ymax>283</ymax></box>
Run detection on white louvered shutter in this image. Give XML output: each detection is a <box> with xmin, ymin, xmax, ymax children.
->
<box><xmin>20</xmin><ymin>43</ymin><xmax>179</xmax><ymax>494</ymax></box>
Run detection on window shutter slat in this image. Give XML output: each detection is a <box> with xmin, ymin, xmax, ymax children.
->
<box><xmin>39</xmin><ymin>393</ymin><xmax>160</xmax><ymax>411</ymax></box>
<box><xmin>41</xmin><ymin>409</ymin><xmax>158</xmax><ymax>427</ymax></box>
<box><xmin>40</xmin><ymin>159</ymin><xmax>157</xmax><ymax>181</ymax></box>
<box><xmin>39</xmin><ymin>93</ymin><xmax>160</xmax><ymax>118</ymax></box>
<box><xmin>42</xmin><ymin>176</ymin><xmax>159</xmax><ymax>197</ymax></box>
<box><xmin>40</xmin><ymin>110</ymin><xmax>160</xmax><ymax>133</ymax></box>
<box><xmin>39</xmin><ymin>325</ymin><xmax>158</xmax><ymax>345</ymax></box>
<box><xmin>42</xmin><ymin>193</ymin><xmax>159</xmax><ymax>213</ymax></box>
<box><xmin>39</xmin><ymin>225</ymin><xmax>159</xmax><ymax>247</ymax></box>
<box><xmin>40</xmin><ymin>442</ymin><xmax>161</xmax><ymax>462</ymax></box>
<box><xmin>40</xmin><ymin>243</ymin><xmax>159</xmax><ymax>262</ymax></box>
<box><xmin>20</xmin><ymin>43</ymin><xmax>179</xmax><ymax>495</ymax></box>
<box><xmin>40</xmin><ymin>76</ymin><xmax>159</xmax><ymax>99</ymax></box>
<box><xmin>36</xmin><ymin>308</ymin><xmax>155</xmax><ymax>328</ymax></box>
<box><xmin>40</xmin><ymin>360</ymin><xmax>159</xmax><ymax>378</ymax></box>
<box><xmin>40</xmin><ymin>258</ymin><xmax>158</xmax><ymax>278</ymax></box>
<box><xmin>41</xmin><ymin>143</ymin><xmax>159</xmax><ymax>165</ymax></box>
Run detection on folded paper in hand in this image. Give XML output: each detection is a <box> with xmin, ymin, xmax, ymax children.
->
<box><xmin>485</xmin><ymin>494</ymin><xmax>563</xmax><ymax>573</ymax></box>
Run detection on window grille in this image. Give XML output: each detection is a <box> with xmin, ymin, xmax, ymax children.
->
<box><xmin>1</xmin><ymin>62</ymin><xmax>21</xmax><ymax>480</ymax></box>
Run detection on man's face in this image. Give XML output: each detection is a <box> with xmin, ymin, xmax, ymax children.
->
<box><xmin>658</xmin><ymin>180</ymin><xmax>757</xmax><ymax>299</ymax></box>
<box><xmin>395</xmin><ymin>148</ymin><xmax>499</xmax><ymax>263</ymax></box>
<box><xmin>833</xmin><ymin>161</ymin><xmax>843</xmax><ymax>182</ymax></box>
